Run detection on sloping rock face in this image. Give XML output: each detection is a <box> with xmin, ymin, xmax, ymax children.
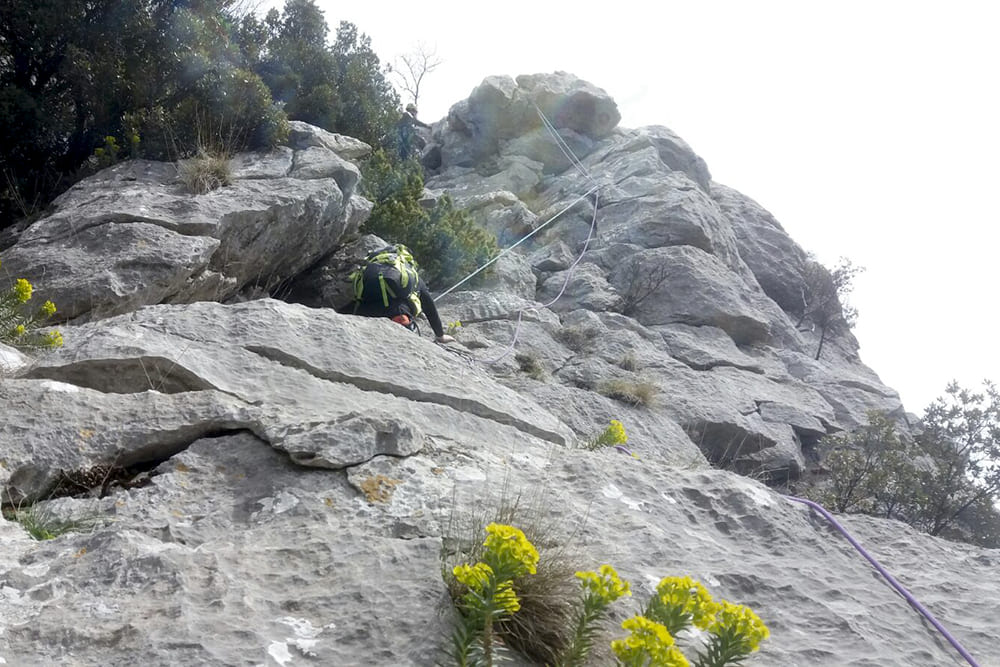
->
<box><xmin>1</xmin><ymin>74</ymin><xmax>996</xmax><ymax>666</ymax></box>
<box><xmin>0</xmin><ymin>123</ymin><xmax>370</xmax><ymax>322</ymax></box>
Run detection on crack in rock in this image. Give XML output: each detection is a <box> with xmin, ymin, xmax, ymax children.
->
<box><xmin>26</xmin><ymin>357</ymin><xmax>217</xmax><ymax>395</ymax></box>
<box><xmin>244</xmin><ymin>344</ymin><xmax>567</xmax><ymax>446</ymax></box>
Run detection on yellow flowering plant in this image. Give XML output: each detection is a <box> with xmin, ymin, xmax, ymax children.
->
<box><xmin>697</xmin><ymin>601</ymin><xmax>770</xmax><ymax>666</ymax></box>
<box><xmin>0</xmin><ymin>260</ymin><xmax>62</xmax><ymax>350</ymax></box>
<box><xmin>645</xmin><ymin>576</ymin><xmax>721</xmax><ymax>635</ymax></box>
<box><xmin>449</xmin><ymin>523</ymin><xmax>540</xmax><ymax>666</ymax></box>
<box><xmin>612</xmin><ymin>615</ymin><xmax>691</xmax><ymax>667</ymax></box>
<box><xmin>586</xmin><ymin>419</ymin><xmax>629</xmax><ymax>451</ymax></box>
<box><xmin>556</xmin><ymin>564</ymin><xmax>632</xmax><ymax>666</ymax></box>
<box><xmin>620</xmin><ymin>576</ymin><xmax>768</xmax><ymax>667</ymax></box>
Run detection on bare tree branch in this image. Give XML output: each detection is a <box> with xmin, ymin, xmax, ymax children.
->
<box><xmin>392</xmin><ymin>42</ymin><xmax>443</xmax><ymax>108</ymax></box>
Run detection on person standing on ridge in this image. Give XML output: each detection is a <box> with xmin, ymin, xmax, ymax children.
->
<box><xmin>395</xmin><ymin>103</ymin><xmax>431</xmax><ymax>160</ymax></box>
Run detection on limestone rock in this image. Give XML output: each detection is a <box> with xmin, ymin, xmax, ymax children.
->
<box><xmin>1</xmin><ymin>74</ymin><xmax>993</xmax><ymax>667</ymax></box>
<box><xmin>287</xmin><ymin>120</ymin><xmax>372</xmax><ymax>159</ymax></box>
<box><xmin>435</xmin><ymin>72</ymin><xmax>618</xmax><ymax>169</ymax></box>
<box><xmin>0</xmin><ymin>342</ymin><xmax>29</xmax><ymax>376</ymax></box>
<box><xmin>713</xmin><ymin>182</ymin><xmax>810</xmax><ymax>313</ymax></box>
<box><xmin>608</xmin><ymin>246</ymin><xmax>774</xmax><ymax>345</ymax></box>
<box><xmin>0</xmin><ymin>127</ymin><xmax>367</xmax><ymax>323</ymax></box>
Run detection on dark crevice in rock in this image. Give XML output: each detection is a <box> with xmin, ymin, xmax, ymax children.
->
<box><xmin>670</xmin><ymin>355</ymin><xmax>765</xmax><ymax>375</ymax></box>
<box><xmin>243</xmin><ymin>344</ymin><xmax>566</xmax><ymax>446</ymax></box>
<box><xmin>682</xmin><ymin>421</ymin><xmax>776</xmax><ymax>471</ymax></box>
<box><xmin>25</xmin><ymin>357</ymin><xmax>216</xmax><ymax>395</ymax></box>
<box><xmin>28</xmin><ymin>213</ymin><xmax>211</xmax><ymax>247</ymax></box>
<box><xmin>3</xmin><ymin>427</ymin><xmax>265</xmax><ymax>506</ymax></box>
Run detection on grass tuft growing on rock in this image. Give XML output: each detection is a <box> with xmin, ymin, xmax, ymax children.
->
<box><xmin>179</xmin><ymin>149</ymin><xmax>232</xmax><ymax>194</ymax></box>
<box><xmin>598</xmin><ymin>378</ymin><xmax>659</xmax><ymax>408</ymax></box>
<box><xmin>2</xmin><ymin>502</ymin><xmax>92</xmax><ymax>541</ymax></box>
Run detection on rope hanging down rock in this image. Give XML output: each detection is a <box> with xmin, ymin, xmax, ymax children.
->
<box><xmin>783</xmin><ymin>495</ymin><xmax>981</xmax><ymax>667</ymax></box>
<box><xmin>432</xmin><ymin>103</ymin><xmax>603</xmax><ymax>365</ymax></box>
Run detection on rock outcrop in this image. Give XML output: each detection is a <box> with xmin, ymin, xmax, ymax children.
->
<box><xmin>1</xmin><ymin>74</ymin><xmax>995</xmax><ymax>667</ymax></box>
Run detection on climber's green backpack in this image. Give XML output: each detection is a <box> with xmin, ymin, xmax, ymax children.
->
<box><xmin>349</xmin><ymin>244</ymin><xmax>423</xmax><ymax>316</ymax></box>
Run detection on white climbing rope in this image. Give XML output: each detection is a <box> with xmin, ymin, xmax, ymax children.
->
<box><xmin>433</xmin><ymin>104</ymin><xmax>603</xmax><ymax>365</ymax></box>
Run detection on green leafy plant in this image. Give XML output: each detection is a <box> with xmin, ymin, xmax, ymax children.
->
<box><xmin>444</xmin><ymin>484</ymin><xmax>583</xmax><ymax>665</ymax></box>
<box><xmin>0</xmin><ymin>261</ymin><xmax>62</xmax><ymax>349</ymax></box>
<box><xmin>447</xmin><ymin>320</ymin><xmax>463</xmax><ymax>335</ymax></box>
<box><xmin>557</xmin><ymin>564</ymin><xmax>631</xmax><ymax>666</ymax></box>
<box><xmin>796</xmin><ymin>256</ymin><xmax>864</xmax><ymax>360</ymax></box>
<box><xmin>361</xmin><ymin>149</ymin><xmax>498</xmax><ymax>289</ymax></box>
<box><xmin>2</xmin><ymin>502</ymin><xmax>89</xmax><ymax>541</ymax></box>
<box><xmin>800</xmin><ymin>384</ymin><xmax>1000</xmax><ymax>546</ymax></box>
<box><xmin>585</xmin><ymin>419</ymin><xmax>629</xmax><ymax>451</ymax></box>
<box><xmin>598</xmin><ymin>379</ymin><xmax>659</xmax><ymax>408</ymax></box>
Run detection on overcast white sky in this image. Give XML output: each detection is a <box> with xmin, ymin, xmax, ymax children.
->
<box><xmin>270</xmin><ymin>0</ymin><xmax>999</xmax><ymax>413</ymax></box>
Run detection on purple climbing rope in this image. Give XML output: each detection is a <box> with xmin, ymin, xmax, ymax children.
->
<box><xmin>783</xmin><ymin>495</ymin><xmax>980</xmax><ymax>667</ymax></box>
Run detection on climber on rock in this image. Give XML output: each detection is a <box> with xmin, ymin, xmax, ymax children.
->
<box><xmin>339</xmin><ymin>243</ymin><xmax>455</xmax><ymax>344</ymax></box>
<box><xmin>395</xmin><ymin>103</ymin><xmax>431</xmax><ymax>160</ymax></box>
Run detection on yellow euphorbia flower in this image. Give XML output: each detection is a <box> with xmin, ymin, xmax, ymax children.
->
<box><xmin>655</xmin><ymin>576</ymin><xmax>720</xmax><ymax>629</ymax></box>
<box><xmin>13</xmin><ymin>278</ymin><xmax>32</xmax><ymax>303</ymax></box>
<box><xmin>710</xmin><ymin>600</ymin><xmax>770</xmax><ymax>652</ymax></box>
<box><xmin>611</xmin><ymin>615</ymin><xmax>689</xmax><ymax>667</ymax></box>
<box><xmin>576</xmin><ymin>564</ymin><xmax>631</xmax><ymax>605</ymax></box>
<box><xmin>483</xmin><ymin>523</ymin><xmax>539</xmax><ymax>577</ymax></box>
<box><xmin>453</xmin><ymin>562</ymin><xmax>493</xmax><ymax>593</ymax></box>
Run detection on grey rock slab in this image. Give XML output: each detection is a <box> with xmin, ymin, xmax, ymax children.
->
<box><xmin>1</xmin><ymin>160</ymin><xmax>359</xmax><ymax>321</ymax></box>
<box><xmin>0</xmin><ymin>377</ymin><xmax>255</xmax><ymax>503</ymax></box>
<box><xmin>538</xmin><ymin>262</ymin><xmax>623</xmax><ymax>314</ymax></box>
<box><xmin>289</xmin><ymin>145</ymin><xmax>362</xmax><ymax>196</ymax></box>
<box><xmin>437</xmin><ymin>72</ymin><xmax>619</xmax><ymax>169</ymax></box>
<box><xmin>608</xmin><ymin>245</ymin><xmax>774</xmax><ymax>345</ymax></box>
<box><xmin>287</xmin><ymin>120</ymin><xmax>372</xmax><ymax>159</ymax></box>
<box><xmin>25</xmin><ymin>300</ymin><xmax>574</xmax><ymax>449</ymax></box>
<box><xmin>0</xmin><ymin>433</ymin><xmax>451</xmax><ymax>666</ymax></box>
<box><xmin>713</xmin><ymin>182</ymin><xmax>810</xmax><ymax>314</ymax></box>
<box><xmin>434</xmin><ymin>291</ymin><xmax>561</xmax><ymax>328</ymax></box>
<box><xmin>228</xmin><ymin>146</ymin><xmax>294</xmax><ymax>179</ymax></box>
<box><xmin>635</xmin><ymin>125</ymin><xmax>712</xmax><ymax>191</ymax></box>
<box><xmin>272</xmin><ymin>411</ymin><xmax>425</xmax><ymax>469</ymax></box>
<box><xmin>0</xmin><ymin>342</ymin><xmax>29</xmax><ymax>376</ymax></box>
<box><xmin>515</xmin><ymin>72</ymin><xmax>621</xmax><ymax>139</ymax></box>
<box><xmin>500</xmin><ymin>127</ymin><xmax>596</xmax><ymax>174</ymax></box>
<box><xmin>653</xmin><ymin>323</ymin><xmax>766</xmax><ymax>372</ymax></box>
<box><xmin>1</xmin><ymin>221</ymin><xmax>219</xmax><ymax>321</ymax></box>
<box><xmin>757</xmin><ymin>401</ymin><xmax>828</xmax><ymax>439</ymax></box>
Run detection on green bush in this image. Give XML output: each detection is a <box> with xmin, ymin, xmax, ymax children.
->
<box><xmin>802</xmin><ymin>384</ymin><xmax>1000</xmax><ymax>545</ymax></box>
<box><xmin>361</xmin><ymin>149</ymin><xmax>498</xmax><ymax>289</ymax></box>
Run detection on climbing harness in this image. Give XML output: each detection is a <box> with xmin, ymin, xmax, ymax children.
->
<box><xmin>783</xmin><ymin>495</ymin><xmax>981</xmax><ymax>667</ymax></box>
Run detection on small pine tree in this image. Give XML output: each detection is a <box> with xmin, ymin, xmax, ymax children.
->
<box><xmin>361</xmin><ymin>150</ymin><xmax>498</xmax><ymax>289</ymax></box>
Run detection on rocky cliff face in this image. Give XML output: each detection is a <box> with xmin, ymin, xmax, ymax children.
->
<box><xmin>0</xmin><ymin>74</ymin><xmax>996</xmax><ymax>666</ymax></box>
